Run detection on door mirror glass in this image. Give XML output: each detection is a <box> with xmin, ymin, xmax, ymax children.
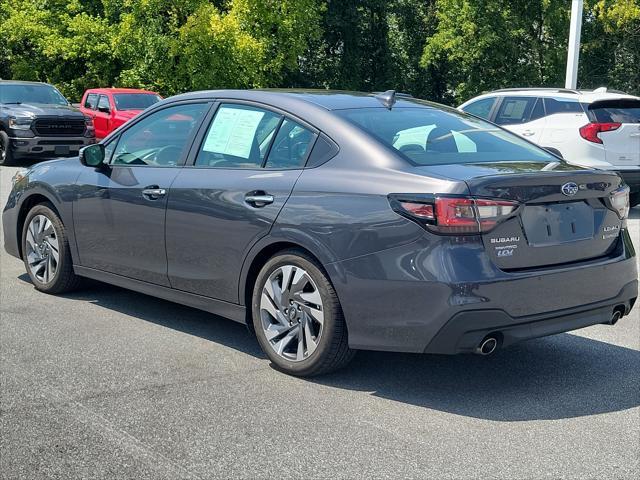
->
<box><xmin>80</xmin><ymin>144</ymin><xmax>105</xmax><ymax>167</ymax></box>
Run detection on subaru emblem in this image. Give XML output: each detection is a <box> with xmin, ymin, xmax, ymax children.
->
<box><xmin>561</xmin><ymin>182</ymin><xmax>579</xmax><ymax>196</ymax></box>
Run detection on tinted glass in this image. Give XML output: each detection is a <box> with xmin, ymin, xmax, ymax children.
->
<box><xmin>336</xmin><ymin>107</ymin><xmax>554</xmax><ymax>166</ymax></box>
<box><xmin>84</xmin><ymin>94</ymin><xmax>98</xmax><ymax>109</ymax></box>
<box><xmin>97</xmin><ymin>95</ymin><xmax>110</xmax><ymax>110</ymax></box>
<box><xmin>544</xmin><ymin>97</ymin><xmax>585</xmax><ymax>115</ymax></box>
<box><xmin>265</xmin><ymin>119</ymin><xmax>315</xmax><ymax>169</ymax></box>
<box><xmin>462</xmin><ymin>97</ymin><xmax>495</xmax><ymax>120</ymax></box>
<box><xmin>195</xmin><ymin>104</ymin><xmax>282</xmax><ymax>168</ymax></box>
<box><xmin>530</xmin><ymin>98</ymin><xmax>545</xmax><ymax>121</ymax></box>
<box><xmin>114</xmin><ymin>93</ymin><xmax>161</xmax><ymax>111</ymax></box>
<box><xmin>111</xmin><ymin>103</ymin><xmax>207</xmax><ymax>167</ymax></box>
<box><xmin>494</xmin><ymin>97</ymin><xmax>537</xmax><ymax>125</ymax></box>
<box><xmin>0</xmin><ymin>83</ymin><xmax>68</xmax><ymax>105</ymax></box>
<box><xmin>588</xmin><ymin>99</ymin><xmax>640</xmax><ymax>123</ymax></box>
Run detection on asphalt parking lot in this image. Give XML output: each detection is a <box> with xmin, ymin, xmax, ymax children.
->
<box><xmin>0</xmin><ymin>162</ymin><xmax>638</xmax><ymax>480</ymax></box>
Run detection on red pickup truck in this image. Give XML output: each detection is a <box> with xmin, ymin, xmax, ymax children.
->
<box><xmin>79</xmin><ymin>88</ymin><xmax>161</xmax><ymax>140</ymax></box>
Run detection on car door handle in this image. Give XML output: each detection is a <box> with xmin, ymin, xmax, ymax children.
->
<box><xmin>142</xmin><ymin>187</ymin><xmax>166</xmax><ymax>200</ymax></box>
<box><xmin>245</xmin><ymin>192</ymin><xmax>274</xmax><ymax>207</ymax></box>
<box><xmin>521</xmin><ymin>130</ymin><xmax>535</xmax><ymax>137</ymax></box>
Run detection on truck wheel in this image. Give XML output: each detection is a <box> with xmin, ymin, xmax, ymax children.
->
<box><xmin>0</xmin><ymin>131</ymin><xmax>15</xmax><ymax>166</ymax></box>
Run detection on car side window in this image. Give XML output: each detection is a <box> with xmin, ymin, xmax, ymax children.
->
<box><xmin>265</xmin><ymin>119</ymin><xmax>316</xmax><ymax>169</ymax></box>
<box><xmin>97</xmin><ymin>95</ymin><xmax>110</xmax><ymax>112</ymax></box>
<box><xmin>494</xmin><ymin>97</ymin><xmax>538</xmax><ymax>125</ymax></box>
<box><xmin>544</xmin><ymin>97</ymin><xmax>585</xmax><ymax>115</ymax></box>
<box><xmin>529</xmin><ymin>98</ymin><xmax>545</xmax><ymax>121</ymax></box>
<box><xmin>195</xmin><ymin>104</ymin><xmax>282</xmax><ymax>168</ymax></box>
<box><xmin>462</xmin><ymin>97</ymin><xmax>495</xmax><ymax>120</ymax></box>
<box><xmin>111</xmin><ymin>103</ymin><xmax>208</xmax><ymax>167</ymax></box>
<box><xmin>84</xmin><ymin>94</ymin><xmax>98</xmax><ymax>110</ymax></box>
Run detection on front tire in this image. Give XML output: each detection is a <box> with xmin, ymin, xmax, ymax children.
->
<box><xmin>252</xmin><ymin>249</ymin><xmax>355</xmax><ymax>376</ymax></box>
<box><xmin>0</xmin><ymin>131</ymin><xmax>16</xmax><ymax>166</ymax></box>
<box><xmin>630</xmin><ymin>193</ymin><xmax>640</xmax><ymax>208</ymax></box>
<box><xmin>22</xmin><ymin>203</ymin><xmax>81</xmax><ymax>294</ymax></box>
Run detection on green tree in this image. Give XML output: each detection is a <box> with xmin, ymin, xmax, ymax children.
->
<box><xmin>421</xmin><ymin>0</ymin><xmax>570</xmax><ymax>104</ymax></box>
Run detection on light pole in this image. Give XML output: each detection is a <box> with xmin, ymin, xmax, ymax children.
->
<box><xmin>565</xmin><ymin>0</ymin><xmax>584</xmax><ymax>89</ymax></box>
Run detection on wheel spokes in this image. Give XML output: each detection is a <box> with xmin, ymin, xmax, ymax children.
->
<box><xmin>260</xmin><ymin>264</ymin><xmax>325</xmax><ymax>362</ymax></box>
<box><xmin>26</xmin><ymin>215</ymin><xmax>58</xmax><ymax>283</ymax></box>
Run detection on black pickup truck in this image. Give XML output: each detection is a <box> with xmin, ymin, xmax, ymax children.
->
<box><xmin>0</xmin><ymin>80</ymin><xmax>96</xmax><ymax>165</ymax></box>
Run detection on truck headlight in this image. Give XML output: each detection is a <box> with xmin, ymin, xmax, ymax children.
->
<box><xmin>8</xmin><ymin>117</ymin><xmax>33</xmax><ymax>130</ymax></box>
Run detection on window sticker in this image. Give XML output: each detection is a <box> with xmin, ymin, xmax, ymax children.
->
<box><xmin>203</xmin><ymin>107</ymin><xmax>265</xmax><ymax>159</ymax></box>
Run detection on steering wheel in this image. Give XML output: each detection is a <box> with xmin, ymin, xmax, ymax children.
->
<box><xmin>140</xmin><ymin>145</ymin><xmax>183</xmax><ymax>166</ymax></box>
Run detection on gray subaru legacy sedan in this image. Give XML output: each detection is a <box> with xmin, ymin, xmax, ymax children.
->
<box><xmin>3</xmin><ymin>90</ymin><xmax>637</xmax><ymax>376</ymax></box>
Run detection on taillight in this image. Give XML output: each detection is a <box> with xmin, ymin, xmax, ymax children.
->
<box><xmin>579</xmin><ymin>122</ymin><xmax>621</xmax><ymax>144</ymax></box>
<box><xmin>389</xmin><ymin>195</ymin><xmax>519</xmax><ymax>234</ymax></box>
<box><xmin>610</xmin><ymin>186</ymin><xmax>630</xmax><ymax>219</ymax></box>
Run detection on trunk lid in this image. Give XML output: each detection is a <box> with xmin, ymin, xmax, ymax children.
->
<box><xmin>415</xmin><ymin>161</ymin><xmax>625</xmax><ymax>270</ymax></box>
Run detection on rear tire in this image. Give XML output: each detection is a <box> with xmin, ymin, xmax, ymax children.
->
<box><xmin>21</xmin><ymin>203</ymin><xmax>82</xmax><ymax>294</ymax></box>
<box><xmin>0</xmin><ymin>131</ymin><xmax>16</xmax><ymax>166</ymax></box>
<box><xmin>252</xmin><ymin>249</ymin><xmax>355</xmax><ymax>376</ymax></box>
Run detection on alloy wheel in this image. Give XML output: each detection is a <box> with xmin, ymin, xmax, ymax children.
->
<box><xmin>25</xmin><ymin>214</ymin><xmax>59</xmax><ymax>283</ymax></box>
<box><xmin>259</xmin><ymin>265</ymin><xmax>324</xmax><ymax>362</ymax></box>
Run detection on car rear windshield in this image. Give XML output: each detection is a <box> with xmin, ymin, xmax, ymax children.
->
<box><xmin>114</xmin><ymin>93</ymin><xmax>161</xmax><ymax>111</ymax></box>
<box><xmin>336</xmin><ymin>107</ymin><xmax>553</xmax><ymax>166</ymax></box>
<box><xmin>587</xmin><ymin>99</ymin><xmax>640</xmax><ymax>123</ymax></box>
<box><xmin>0</xmin><ymin>84</ymin><xmax>68</xmax><ymax>106</ymax></box>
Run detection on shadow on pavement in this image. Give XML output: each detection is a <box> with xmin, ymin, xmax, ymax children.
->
<box><xmin>18</xmin><ymin>273</ymin><xmax>640</xmax><ymax>422</ymax></box>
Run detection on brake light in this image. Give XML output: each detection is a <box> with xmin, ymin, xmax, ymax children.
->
<box><xmin>579</xmin><ymin>122</ymin><xmax>621</xmax><ymax>144</ymax></box>
<box><xmin>610</xmin><ymin>186</ymin><xmax>630</xmax><ymax>219</ymax></box>
<box><xmin>390</xmin><ymin>195</ymin><xmax>519</xmax><ymax>234</ymax></box>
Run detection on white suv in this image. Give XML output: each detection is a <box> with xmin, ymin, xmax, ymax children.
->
<box><xmin>459</xmin><ymin>88</ymin><xmax>640</xmax><ymax>206</ymax></box>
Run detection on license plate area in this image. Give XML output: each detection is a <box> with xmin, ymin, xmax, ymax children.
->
<box><xmin>54</xmin><ymin>145</ymin><xmax>70</xmax><ymax>155</ymax></box>
<box><xmin>521</xmin><ymin>201</ymin><xmax>594</xmax><ymax>246</ymax></box>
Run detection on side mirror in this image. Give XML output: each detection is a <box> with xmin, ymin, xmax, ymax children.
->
<box><xmin>98</xmin><ymin>106</ymin><xmax>110</xmax><ymax>114</ymax></box>
<box><xmin>79</xmin><ymin>144</ymin><xmax>106</xmax><ymax>168</ymax></box>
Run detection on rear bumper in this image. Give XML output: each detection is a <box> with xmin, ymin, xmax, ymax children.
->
<box><xmin>616</xmin><ymin>169</ymin><xmax>640</xmax><ymax>193</ymax></box>
<box><xmin>8</xmin><ymin>135</ymin><xmax>95</xmax><ymax>159</ymax></box>
<box><xmin>425</xmin><ymin>281</ymin><xmax>637</xmax><ymax>354</ymax></box>
<box><xmin>326</xmin><ymin>231</ymin><xmax>638</xmax><ymax>354</ymax></box>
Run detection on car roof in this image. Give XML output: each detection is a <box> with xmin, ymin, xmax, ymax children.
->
<box><xmin>0</xmin><ymin>80</ymin><xmax>54</xmax><ymax>86</ymax></box>
<box><xmin>460</xmin><ymin>87</ymin><xmax>639</xmax><ymax>107</ymax></box>
<box><xmin>167</xmin><ymin>89</ymin><xmax>442</xmax><ymax>111</ymax></box>
<box><xmin>85</xmin><ymin>87</ymin><xmax>159</xmax><ymax>95</ymax></box>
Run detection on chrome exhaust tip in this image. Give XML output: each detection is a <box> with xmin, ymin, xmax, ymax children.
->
<box><xmin>475</xmin><ymin>336</ymin><xmax>498</xmax><ymax>356</ymax></box>
<box><xmin>609</xmin><ymin>310</ymin><xmax>623</xmax><ymax>325</ymax></box>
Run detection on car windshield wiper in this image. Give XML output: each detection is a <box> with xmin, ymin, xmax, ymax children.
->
<box><xmin>2</xmin><ymin>102</ymin><xmax>23</xmax><ymax>105</ymax></box>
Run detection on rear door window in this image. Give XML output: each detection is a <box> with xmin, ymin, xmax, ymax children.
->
<box><xmin>587</xmin><ymin>99</ymin><xmax>640</xmax><ymax>123</ymax></box>
<box><xmin>494</xmin><ymin>97</ymin><xmax>538</xmax><ymax>125</ymax></box>
<box><xmin>195</xmin><ymin>104</ymin><xmax>283</xmax><ymax>168</ymax></box>
<box><xmin>265</xmin><ymin>119</ymin><xmax>316</xmax><ymax>169</ymax></box>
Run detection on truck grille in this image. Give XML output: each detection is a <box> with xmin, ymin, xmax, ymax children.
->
<box><xmin>33</xmin><ymin>118</ymin><xmax>86</xmax><ymax>136</ymax></box>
